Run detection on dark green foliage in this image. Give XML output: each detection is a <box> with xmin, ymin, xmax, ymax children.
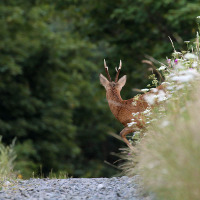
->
<box><xmin>0</xmin><ymin>0</ymin><xmax>199</xmax><ymax>178</ymax></box>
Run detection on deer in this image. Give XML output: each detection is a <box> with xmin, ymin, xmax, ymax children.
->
<box><xmin>100</xmin><ymin>59</ymin><xmax>166</xmax><ymax>148</ymax></box>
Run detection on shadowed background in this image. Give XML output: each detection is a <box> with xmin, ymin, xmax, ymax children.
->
<box><xmin>0</xmin><ymin>0</ymin><xmax>199</xmax><ymax>178</ymax></box>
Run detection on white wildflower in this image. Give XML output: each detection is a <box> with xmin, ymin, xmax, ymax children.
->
<box><xmin>180</xmin><ymin>69</ymin><xmax>198</xmax><ymax>76</ymax></box>
<box><xmin>132</xmin><ymin>112</ymin><xmax>139</xmax><ymax>117</ymax></box>
<box><xmin>170</xmin><ymin>69</ymin><xmax>199</xmax><ymax>83</ymax></box>
<box><xmin>151</xmin><ymin>88</ymin><xmax>158</xmax><ymax>93</ymax></box>
<box><xmin>197</xmin><ymin>16</ymin><xmax>200</xmax><ymax>19</ymax></box>
<box><xmin>161</xmin><ymin>82</ymin><xmax>170</xmax><ymax>85</ymax></box>
<box><xmin>166</xmin><ymin>85</ymin><xmax>174</xmax><ymax>90</ymax></box>
<box><xmin>171</xmin><ymin>74</ymin><xmax>194</xmax><ymax>83</ymax></box>
<box><xmin>134</xmin><ymin>131</ymin><xmax>141</xmax><ymax>135</ymax></box>
<box><xmin>174</xmin><ymin>64</ymin><xmax>184</xmax><ymax>69</ymax></box>
<box><xmin>143</xmin><ymin>108</ymin><xmax>151</xmax><ymax>115</ymax></box>
<box><xmin>127</xmin><ymin>121</ymin><xmax>137</xmax><ymax>127</ymax></box>
<box><xmin>158</xmin><ymin>66</ymin><xmax>166</xmax><ymax>71</ymax></box>
<box><xmin>132</xmin><ymin>101</ymin><xmax>137</xmax><ymax>106</ymax></box>
<box><xmin>184</xmin><ymin>53</ymin><xmax>197</xmax><ymax>59</ymax></box>
<box><xmin>141</xmin><ymin>88</ymin><xmax>149</xmax><ymax>93</ymax></box>
<box><xmin>169</xmin><ymin>90</ymin><xmax>175</xmax><ymax>94</ymax></box>
<box><xmin>144</xmin><ymin>94</ymin><xmax>157</xmax><ymax>105</ymax></box>
<box><xmin>192</xmin><ymin>61</ymin><xmax>198</xmax><ymax>68</ymax></box>
<box><xmin>143</xmin><ymin>108</ymin><xmax>152</xmax><ymax>116</ymax></box>
<box><xmin>157</xmin><ymin>90</ymin><xmax>166</xmax><ymax>102</ymax></box>
<box><xmin>166</xmin><ymin>93</ymin><xmax>172</xmax><ymax>99</ymax></box>
<box><xmin>167</xmin><ymin>73</ymin><xmax>176</xmax><ymax>78</ymax></box>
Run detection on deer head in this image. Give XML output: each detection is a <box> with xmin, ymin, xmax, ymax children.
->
<box><xmin>99</xmin><ymin>59</ymin><xmax>127</xmax><ymax>91</ymax></box>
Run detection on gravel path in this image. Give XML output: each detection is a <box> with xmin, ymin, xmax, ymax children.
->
<box><xmin>0</xmin><ymin>176</ymin><xmax>152</xmax><ymax>200</ymax></box>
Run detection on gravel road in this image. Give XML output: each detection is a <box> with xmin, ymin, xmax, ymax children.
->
<box><xmin>0</xmin><ymin>176</ymin><xmax>152</xmax><ymax>200</ymax></box>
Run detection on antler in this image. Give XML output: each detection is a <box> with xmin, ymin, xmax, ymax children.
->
<box><xmin>115</xmin><ymin>60</ymin><xmax>122</xmax><ymax>82</ymax></box>
<box><xmin>104</xmin><ymin>59</ymin><xmax>112</xmax><ymax>82</ymax></box>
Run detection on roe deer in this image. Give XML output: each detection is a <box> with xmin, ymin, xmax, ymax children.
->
<box><xmin>100</xmin><ymin>60</ymin><xmax>165</xmax><ymax>148</ymax></box>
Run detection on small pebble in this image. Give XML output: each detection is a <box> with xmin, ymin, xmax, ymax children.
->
<box><xmin>3</xmin><ymin>181</ymin><xmax>11</xmax><ymax>187</ymax></box>
<box><xmin>97</xmin><ymin>184</ymin><xmax>105</xmax><ymax>190</ymax></box>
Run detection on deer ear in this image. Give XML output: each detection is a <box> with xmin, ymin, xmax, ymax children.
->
<box><xmin>99</xmin><ymin>74</ymin><xmax>109</xmax><ymax>88</ymax></box>
<box><xmin>118</xmin><ymin>75</ymin><xmax>126</xmax><ymax>88</ymax></box>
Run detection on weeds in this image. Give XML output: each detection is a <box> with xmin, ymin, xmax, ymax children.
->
<box><xmin>48</xmin><ymin>170</ymin><xmax>69</xmax><ymax>179</ymax></box>
<box><xmin>122</xmin><ymin>22</ymin><xmax>200</xmax><ymax>200</ymax></box>
<box><xmin>0</xmin><ymin>137</ymin><xmax>17</xmax><ymax>187</ymax></box>
<box><xmin>32</xmin><ymin>167</ymin><xmax>69</xmax><ymax>179</ymax></box>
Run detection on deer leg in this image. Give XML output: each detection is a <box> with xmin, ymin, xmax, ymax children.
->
<box><xmin>120</xmin><ymin>127</ymin><xmax>135</xmax><ymax>148</ymax></box>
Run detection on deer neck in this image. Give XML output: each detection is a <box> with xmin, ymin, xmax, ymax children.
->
<box><xmin>106</xmin><ymin>88</ymin><xmax>123</xmax><ymax>116</ymax></box>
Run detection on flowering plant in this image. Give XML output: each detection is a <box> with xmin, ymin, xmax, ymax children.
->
<box><xmin>122</xmin><ymin>20</ymin><xmax>200</xmax><ymax>200</ymax></box>
<box><xmin>128</xmin><ymin>31</ymin><xmax>200</xmax><ymax>145</ymax></box>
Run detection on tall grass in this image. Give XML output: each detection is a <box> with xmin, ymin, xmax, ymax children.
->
<box><xmin>0</xmin><ymin>137</ymin><xmax>16</xmax><ymax>186</ymax></box>
<box><xmin>122</xmin><ymin>30</ymin><xmax>200</xmax><ymax>200</ymax></box>
<box><xmin>137</xmin><ymin>83</ymin><xmax>200</xmax><ymax>200</ymax></box>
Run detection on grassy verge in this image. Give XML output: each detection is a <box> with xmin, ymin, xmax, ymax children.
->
<box><xmin>122</xmin><ymin>31</ymin><xmax>200</xmax><ymax>200</ymax></box>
